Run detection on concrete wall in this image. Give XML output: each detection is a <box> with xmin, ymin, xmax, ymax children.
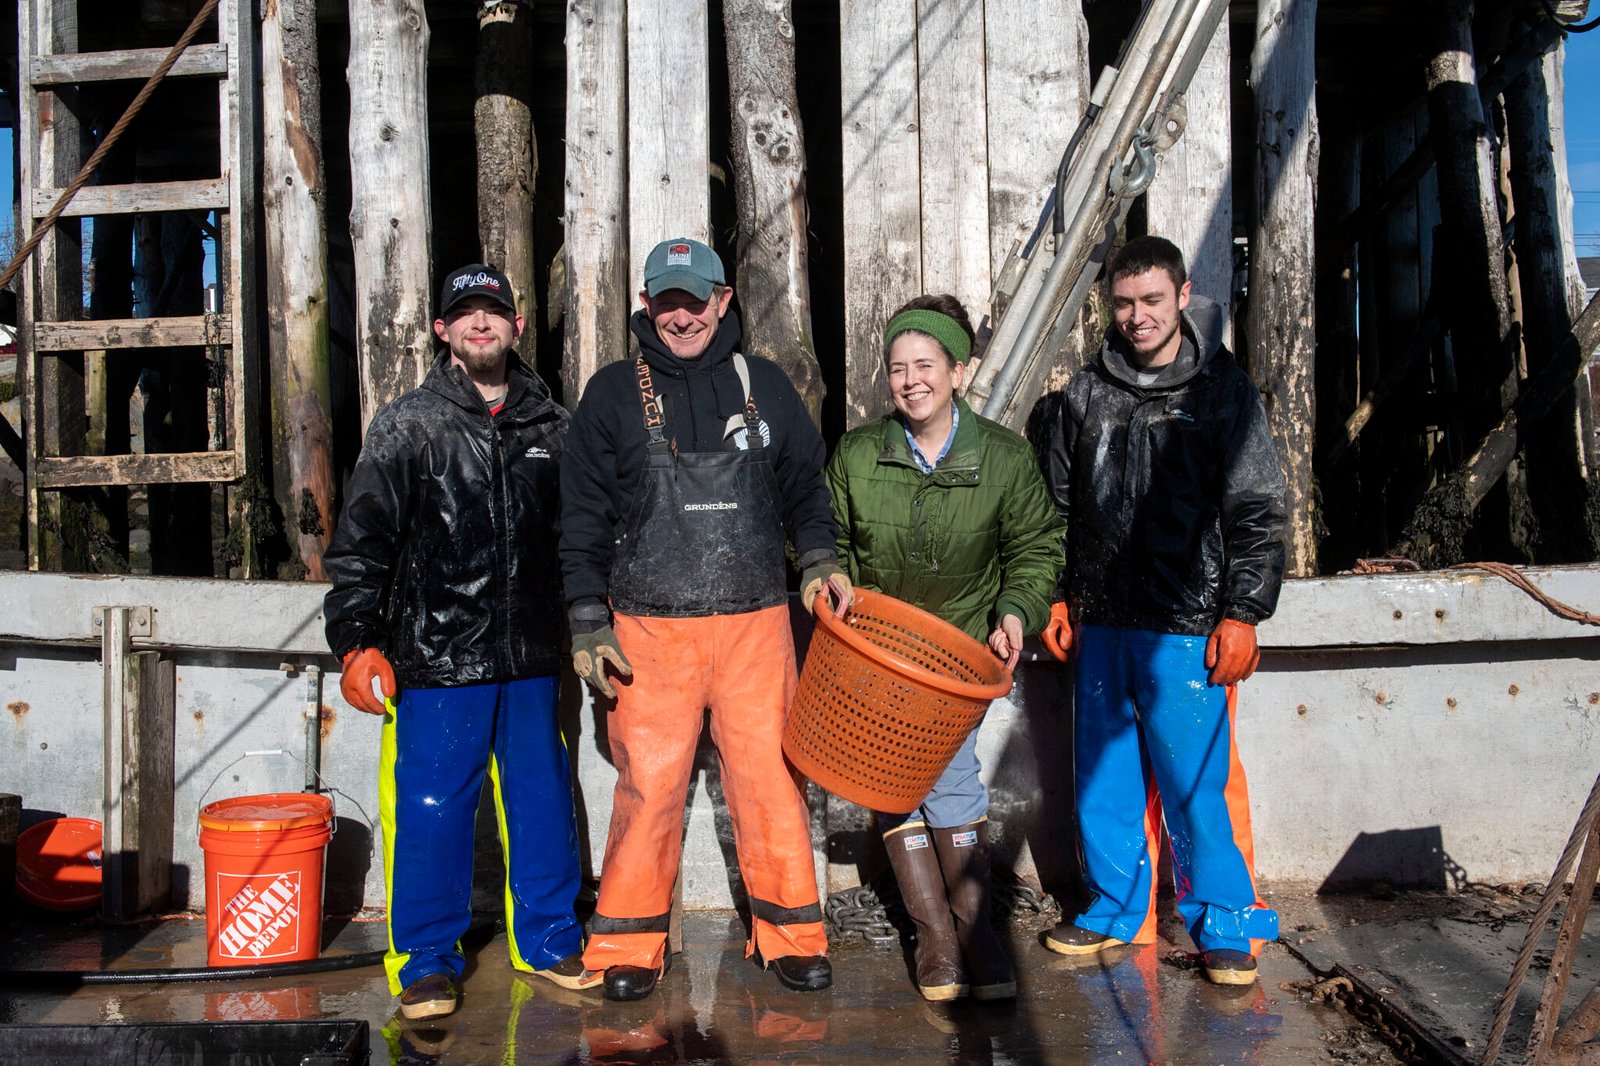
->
<box><xmin>2</xmin><ymin>566</ymin><xmax>1597</xmax><ymax>914</ymax></box>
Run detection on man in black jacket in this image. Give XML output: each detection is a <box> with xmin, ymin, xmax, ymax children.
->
<box><xmin>325</xmin><ymin>264</ymin><xmax>593</xmax><ymax>1021</ymax></box>
<box><xmin>560</xmin><ymin>238</ymin><xmax>845</xmax><ymax>1002</ymax></box>
<box><xmin>1035</xmin><ymin>236</ymin><xmax>1287</xmax><ymax>986</ymax></box>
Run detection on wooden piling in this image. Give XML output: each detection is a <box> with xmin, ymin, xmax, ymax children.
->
<box><xmin>1248</xmin><ymin>0</ymin><xmax>1320</xmax><ymax>576</ymax></box>
<box><xmin>347</xmin><ymin>0</ymin><xmax>433</xmax><ymax>426</ymax></box>
<box><xmin>724</xmin><ymin>0</ymin><xmax>824</xmax><ymax>420</ymax></box>
<box><xmin>562</xmin><ymin>0</ymin><xmax>628</xmax><ymax>402</ymax></box>
<box><xmin>475</xmin><ymin>0</ymin><xmax>537</xmax><ymax>334</ymax></box>
<box><xmin>262</xmin><ymin>0</ymin><xmax>335</xmax><ymax>579</ymax></box>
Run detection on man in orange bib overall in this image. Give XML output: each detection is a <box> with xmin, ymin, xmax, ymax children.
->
<box><xmin>559</xmin><ymin>238</ymin><xmax>846</xmax><ymax>1001</ymax></box>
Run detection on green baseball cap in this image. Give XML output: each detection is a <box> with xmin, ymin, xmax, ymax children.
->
<box><xmin>643</xmin><ymin>238</ymin><xmax>725</xmax><ymax>300</ymax></box>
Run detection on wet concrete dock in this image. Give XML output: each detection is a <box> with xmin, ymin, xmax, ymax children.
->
<box><xmin>0</xmin><ymin>890</ymin><xmax>1426</xmax><ymax>1065</ymax></box>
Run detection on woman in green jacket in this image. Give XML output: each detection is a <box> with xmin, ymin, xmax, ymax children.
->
<box><xmin>825</xmin><ymin>294</ymin><xmax>1064</xmax><ymax>1004</ymax></box>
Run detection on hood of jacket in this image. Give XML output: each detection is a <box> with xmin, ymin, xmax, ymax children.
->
<box><xmin>1096</xmin><ymin>293</ymin><xmax>1229</xmax><ymax>391</ymax></box>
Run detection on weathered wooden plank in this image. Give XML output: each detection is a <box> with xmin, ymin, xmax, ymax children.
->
<box><xmin>36</xmin><ymin>450</ymin><xmax>240</xmax><ymax>488</ymax></box>
<box><xmin>33</xmin><ymin>316</ymin><xmax>232</xmax><ymax>350</ymax></box>
<box><xmin>121</xmin><ymin>650</ymin><xmax>175</xmax><ymax>916</ymax></box>
<box><xmin>983</xmin><ymin>0</ymin><xmax>1087</xmax><ymax>291</ymax></box>
<box><xmin>31</xmin><ymin>43</ymin><xmax>228</xmax><ymax>85</ymax></box>
<box><xmin>627</xmin><ymin>0</ymin><xmax>710</xmax><ymax>286</ymax></box>
<box><xmin>915</xmin><ymin>0</ymin><xmax>990</xmax><ymax>321</ymax></box>
<box><xmin>1248</xmin><ymin>0</ymin><xmax>1319</xmax><ymax>576</ymax></box>
<box><xmin>840</xmin><ymin>0</ymin><xmax>921</xmax><ymax>426</ymax></box>
<box><xmin>347</xmin><ymin>0</ymin><xmax>433</xmax><ymax>426</ymax></box>
<box><xmin>562</xmin><ymin>0</ymin><xmax>629</xmax><ymax>402</ymax></box>
<box><xmin>725</xmin><ymin>0</ymin><xmax>823</xmax><ymax>418</ymax></box>
<box><xmin>31</xmin><ymin>178</ymin><xmax>229</xmax><ymax>218</ymax></box>
<box><xmin>1146</xmin><ymin>15</ymin><xmax>1232</xmax><ymax>341</ymax></box>
<box><xmin>263</xmin><ymin>0</ymin><xmax>335</xmax><ymax>580</ymax></box>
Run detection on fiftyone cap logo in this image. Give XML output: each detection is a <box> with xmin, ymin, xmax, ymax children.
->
<box><xmin>453</xmin><ymin>271</ymin><xmax>502</xmax><ymax>293</ymax></box>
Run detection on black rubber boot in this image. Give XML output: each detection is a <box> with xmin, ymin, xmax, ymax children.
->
<box><xmin>931</xmin><ymin>820</ymin><xmax>1016</xmax><ymax>1001</ymax></box>
<box><xmin>884</xmin><ymin>823</ymin><xmax>969</xmax><ymax>1001</ymax></box>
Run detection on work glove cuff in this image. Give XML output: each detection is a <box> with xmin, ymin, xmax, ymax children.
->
<box><xmin>568</xmin><ymin>601</ymin><xmax>611</xmax><ymax>636</ymax></box>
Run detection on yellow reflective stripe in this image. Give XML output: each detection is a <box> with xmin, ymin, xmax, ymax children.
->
<box><xmin>488</xmin><ymin>751</ymin><xmax>527</xmax><ymax>971</ymax></box>
<box><xmin>379</xmin><ymin>704</ymin><xmax>408</xmax><ymax>996</ymax></box>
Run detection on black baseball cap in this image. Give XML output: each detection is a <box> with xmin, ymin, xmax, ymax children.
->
<box><xmin>439</xmin><ymin>263</ymin><xmax>516</xmax><ymax>316</ymax></box>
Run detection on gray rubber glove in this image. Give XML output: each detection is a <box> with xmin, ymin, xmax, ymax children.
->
<box><xmin>800</xmin><ymin>560</ymin><xmax>853</xmax><ymax>617</ymax></box>
<box><xmin>572</xmin><ymin>625</ymin><xmax>632</xmax><ymax>698</ymax></box>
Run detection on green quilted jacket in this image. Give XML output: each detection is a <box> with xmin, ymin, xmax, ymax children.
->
<box><xmin>825</xmin><ymin>397</ymin><xmax>1065</xmax><ymax>643</ymax></box>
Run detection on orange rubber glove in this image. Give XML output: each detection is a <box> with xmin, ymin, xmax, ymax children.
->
<box><xmin>341</xmin><ymin>647</ymin><xmax>397</xmax><ymax>715</ymax></box>
<box><xmin>1041</xmin><ymin>602</ymin><xmax>1074</xmax><ymax>662</ymax></box>
<box><xmin>1205</xmin><ymin>618</ymin><xmax>1260</xmax><ymax>686</ymax></box>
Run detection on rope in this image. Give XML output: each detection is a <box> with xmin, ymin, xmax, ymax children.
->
<box><xmin>1479</xmin><ymin>770</ymin><xmax>1600</xmax><ymax>1066</ymax></box>
<box><xmin>0</xmin><ymin>0</ymin><xmax>221</xmax><ymax>295</ymax></box>
<box><xmin>1448</xmin><ymin>561</ymin><xmax>1600</xmax><ymax>627</ymax></box>
<box><xmin>1347</xmin><ymin>558</ymin><xmax>1600</xmax><ymax>627</ymax></box>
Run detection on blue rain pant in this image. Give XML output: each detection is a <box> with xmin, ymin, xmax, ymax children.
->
<box><xmin>1072</xmin><ymin>625</ymin><xmax>1278</xmax><ymax>954</ymax></box>
<box><xmin>379</xmin><ymin>674</ymin><xmax>583</xmax><ymax>993</ymax></box>
<box><xmin>875</xmin><ymin>719</ymin><xmax>990</xmax><ymax>833</ymax></box>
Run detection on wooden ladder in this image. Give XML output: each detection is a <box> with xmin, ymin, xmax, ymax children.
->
<box><xmin>16</xmin><ymin>0</ymin><xmax>257</xmax><ymax>570</ymax></box>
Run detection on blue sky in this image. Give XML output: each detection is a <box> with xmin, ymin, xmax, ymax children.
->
<box><xmin>1567</xmin><ymin>30</ymin><xmax>1600</xmax><ymax>257</ymax></box>
<box><xmin>0</xmin><ymin>34</ymin><xmax>1595</xmax><ymax>263</ymax></box>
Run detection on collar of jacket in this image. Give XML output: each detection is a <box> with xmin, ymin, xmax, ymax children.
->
<box><xmin>876</xmin><ymin>395</ymin><xmax>982</xmax><ymax>486</ymax></box>
<box><xmin>423</xmin><ymin>348</ymin><xmax>553</xmax><ymax>418</ymax></box>
<box><xmin>1096</xmin><ymin>292</ymin><xmax>1229</xmax><ymax>391</ymax></box>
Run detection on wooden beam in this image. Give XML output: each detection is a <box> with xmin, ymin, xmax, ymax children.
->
<box><xmin>1248</xmin><ymin>0</ymin><xmax>1320</xmax><ymax>576</ymax></box>
<box><xmin>36</xmin><ymin>450</ymin><xmax>240</xmax><ymax>488</ymax></box>
<box><xmin>33</xmin><ymin>315</ymin><xmax>231</xmax><ymax>350</ymax></box>
<box><xmin>347</xmin><ymin>0</ymin><xmax>433</xmax><ymax>426</ymax></box>
<box><xmin>915</xmin><ymin>0</ymin><xmax>990</xmax><ymax>322</ymax></box>
<box><xmin>31</xmin><ymin>178</ymin><xmax>229</xmax><ymax>218</ymax></box>
<box><xmin>1147</xmin><ymin>13</ymin><xmax>1232</xmax><ymax>343</ymax></box>
<box><xmin>840</xmin><ymin>0</ymin><xmax>920</xmax><ymax>427</ymax></box>
<box><xmin>724</xmin><ymin>0</ymin><xmax>823</xmax><ymax>419</ymax></box>
<box><xmin>31</xmin><ymin>43</ymin><xmax>228</xmax><ymax>85</ymax></box>
<box><xmin>1506</xmin><ymin>45</ymin><xmax>1589</xmax><ymax>561</ymax></box>
<box><xmin>562</xmin><ymin>0</ymin><xmax>628</xmax><ymax>403</ymax></box>
<box><xmin>263</xmin><ymin>0</ymin><xmax>335</xmax><ymax>580</ymax></box>
<box><xmin>983</xmin><ymin>0</ymin><xmax>1087</xmax><ymax>292</ymax></box>
<box><xmin>626</xmin><ymin>0</ymin><xmax>710</xmax><ymax>283</ymax></box>
<box><xmin>119</xmin><ymin>650</ymin><xmax>176</xmax><ymax>917</ymax></box>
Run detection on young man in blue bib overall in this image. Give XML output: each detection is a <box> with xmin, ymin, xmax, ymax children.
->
<box><xmin>1035</xmin><ymin>236</ymin><xmax>1287</xmax><ymax>986</ymax></box>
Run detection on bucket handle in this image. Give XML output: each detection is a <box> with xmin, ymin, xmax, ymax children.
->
<box><xmin>195</xmin><ymin>750</ymin><xmax>342</xmax><ymax>844</ymax></box>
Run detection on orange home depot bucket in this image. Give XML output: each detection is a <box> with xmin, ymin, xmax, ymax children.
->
<box><xmin>783</xmin><ymin>588</ymin><xmax>1013</xmax><ymax>814</ymax></box>
<box><xmin>198</xmin><ymin>793</ymin><xmax>332</xmax><ymax>968</ymax></box>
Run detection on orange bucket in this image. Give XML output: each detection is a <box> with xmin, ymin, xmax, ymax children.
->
<box><xmin>15</xmin><ymin>817</ymin><xmax>103</xmax><ymax>911</ymax></box>
<box><xmin>198</xmin><ymin>793</ymin><xmax>332</xmax><ymax>967</ymax></box>
<box><xmin>783</xmin><ymin>588</ymin><xmax>1012</xmax><ymax>813</ymax></box>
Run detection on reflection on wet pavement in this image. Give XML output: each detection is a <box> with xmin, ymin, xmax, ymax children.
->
<box><xmin>0</xmin><ymin>909</ymin><xmax>1401</xmax><ymax>1064</ymax></box>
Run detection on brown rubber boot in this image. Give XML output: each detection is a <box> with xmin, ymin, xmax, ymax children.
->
<box><xmin>883</xmin><ymin>823</ymin><xmax>969</xmax><ymax>1001</ymax></box>
<box><xmin>931</xmin><ymin>820</ymin><xmax>1016</xmax><ymax>1001</ymax></box>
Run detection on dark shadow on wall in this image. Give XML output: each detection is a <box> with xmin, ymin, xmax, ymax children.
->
<box><xmin>1318</xmin><ymin>826</ymin><xmax>1455</xmax><ymax>894</ymax></box>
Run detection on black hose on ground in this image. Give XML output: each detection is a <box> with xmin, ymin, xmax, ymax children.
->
<box><xmin>0</xmin><ymin>949</ymin><xmax>386</xmax><ymax>986</ymax></box>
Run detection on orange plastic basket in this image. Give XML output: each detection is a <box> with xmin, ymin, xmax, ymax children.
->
<box><xmin>783</xmin><ymin>588</ymin><xmax>1013</xmax><ymax>814</ymax></box>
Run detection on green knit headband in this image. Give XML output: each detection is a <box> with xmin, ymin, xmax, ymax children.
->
<box><xmin>883</xmin><ymin>309</ymin><xmax>972</xmax><ymax>363</ymax></box>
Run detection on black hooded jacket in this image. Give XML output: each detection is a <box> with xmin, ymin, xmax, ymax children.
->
<box><xmin>1034</xmin><ymin>297</ymin><xmax>1287</xmax><ymax>635</ymax></box>
<box><xmin>324</xmin><ymin>351</ymin><xmax>569</xmax><ymax>686</ymax></box>
<box><xmin>559</xmin><ymin>307</ymin><xmax>838</xmax><ymax>612</ymax></box>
